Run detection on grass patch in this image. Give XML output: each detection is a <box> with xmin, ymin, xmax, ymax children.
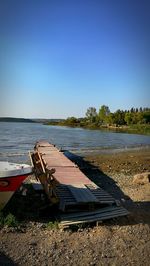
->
<box><xmin>46</xmin><ymin>221</ymin><xmax>59</xmax><ymax>230</ymax></box>
<box><xmin>4</xmin><ymin>213</ymin><xmax>19</xmax><ymax>227</ymax></box>
<box><xmin>0</xmin><ymin>212</ymin><xmax>19</xmax><ymax>228</ymax></box>
<box><xmin>128</xmin><ymin>124</ymin><xmax>150</xmax><ymax>135</ymax></box>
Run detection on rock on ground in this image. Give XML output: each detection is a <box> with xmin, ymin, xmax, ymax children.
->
<box><xmin>133</xmin><ymin>172</ymin><xmax>150</xmax><ymax>185</ymax></box>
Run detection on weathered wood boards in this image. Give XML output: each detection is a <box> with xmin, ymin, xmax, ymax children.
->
<box><xmin>33</xmin><ymin>141</ymin><xmax>129</xmax><ymax>225</ymax></box>
<box><xmin>59</xmin><ymin>206</ymin><xmax>128</xmax><ymax>226</ymax></box>
<box><xmin>55</xmin><ymin>183</ymin><xmax>116</xmax><ymax>210</ymax></box>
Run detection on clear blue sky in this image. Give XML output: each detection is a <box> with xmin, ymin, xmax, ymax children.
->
<box><xmin>0</xmin><ymin>0</ymin><xmax>150</xmax><ymax>118</ymax></box>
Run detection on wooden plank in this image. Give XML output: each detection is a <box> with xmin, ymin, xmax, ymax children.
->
<box><xmin>35</xmin><ymin>141</ymin><xmax>55</xmax><ymax>148</ymax></box>
<box><xmin>60</xmin><ymin>200</ymin><xmax>76</xmax><ymax>205</ymax></box>
<box><xmin>60</xmin><ymin>206</ymin><xmax>126</xmax><ymax>220</ymax></box>
<box><xmin>60</xmin><ymin>212</ymin><xmax>128</xmax><ymax>226</ymax></box>
<box><xmin>42</xmin><ymin>158</ymin><xmax>77</xmax><ymax>168</ymax></box>
<box><xmin>55</xmin><ymin>185</ymin><xmax>76</xmax><ymax>207</ymax></box>
<box><xmin>85</xmin><ymin>184</ymin><xmax>115</xmax><ymax>203</ymax></box>
<box><xmin>55</xmin><ymin>184</ymin><xmax>115</xmax><ymax>206</ymax></box>
<box><xmin>68</xmin><ymin>184</ymin><xmax>99</xmax><ymax>203</ymax></box>
<box><xmin>61</xmin><ymin>208</ymin><xmax>128</xmax><ymax>223</ymax></box>
<box><xmin>60</xmin><ymin>208</ymin><xmax>129</xmax><ymax>225</ymax></box>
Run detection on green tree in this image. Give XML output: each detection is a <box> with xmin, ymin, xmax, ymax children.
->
<box><xmin>85</xmin><ymin>107</ymin><xmax>97</xmax><ymax>123</ymax></box>
<box><xmin>98</xmin><ymin>105</ymin><xmax>110</xmax><ymax>124</ymax></box>
<box><xmin>106</xmin><ymin>113</ymin><xmax>114</xmax><ymax>125</ymax></box>
<box><xmin>135</xmin><ymin>112</ymin><xmax>144</xmax><ymax>124</ymax></box>
<box><xmin>143</xmin><ymin>111</ymin><xmax>150</xmax><ymax>123</ymax></box>
<box><xmin>65</xmin><ymin>117</ymin><xmax>78</xmax><ymax>125</ymax></box>
<box><xmin>113</xmin><ymin>110</ymin><xmax>125</xmax><ymax>125</ymax></box>
<box><xmin>130</xmin><ymin>107</ymin><xmax>135</xmax><ymax>113</ymax></box>
<box><xmin>125</xmin><ymin>112</ymin><xmax>133</xmax><ymax>125</ymax></box>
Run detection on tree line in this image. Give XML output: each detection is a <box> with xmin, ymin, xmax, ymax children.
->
<box><xmin>61</xmin><ymin>105</ymin><xmax>150</xmax><ymax>127</ymax></box>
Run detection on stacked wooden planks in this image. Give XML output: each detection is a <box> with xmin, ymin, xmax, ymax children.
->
<box><xmin>33</xmin><ymin>141</ymin><xmax>129</xmax><ymax>226</ymax></box>
<box><xmin>59</xmin><ymin>206</ymin><xmax>128</xmax><ymax>226</ymax></box>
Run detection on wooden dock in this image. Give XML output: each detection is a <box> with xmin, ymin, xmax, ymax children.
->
<box><xmin>31</xmin><ymin>141</ymin><xmax>129</xmax><ymax>226</ymax></box>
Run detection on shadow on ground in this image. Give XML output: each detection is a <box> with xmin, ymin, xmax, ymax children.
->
<box><xmin>65</xmin><ymin>151</ymin><xmax>150</xmax><ymax>226</ymax></box>
<box><xmin>0</xmin><ymin>252</ymin><xmax>17</xmax><ymax>266</ymax></box>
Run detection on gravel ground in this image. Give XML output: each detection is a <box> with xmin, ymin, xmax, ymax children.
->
<box><xmin>0</xmin><ymin>148</ymin><xmax>150</xmax><ymax>266</ymax></box>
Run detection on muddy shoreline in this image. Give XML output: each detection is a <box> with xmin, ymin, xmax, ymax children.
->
<box><xmin>0</xmin><ymin>148</ymin><xmax>150</xmax><ymax>266</ymax></box>
<box><xmin>84</xmin><ymin>147</ymin><xmax>150</xmax><ymax>175</ymax></box>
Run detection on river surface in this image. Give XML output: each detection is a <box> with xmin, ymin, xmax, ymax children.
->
<box><xmin>0</xmin><ymin>122</ymin><xmax>150</xmax><ymax>163</ymax></box>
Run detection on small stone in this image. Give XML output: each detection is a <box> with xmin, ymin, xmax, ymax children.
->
<box><xmin>29</xmin><ymin>240</ymin><xmax>37</xmax><ymax>246</ymax></box>
<box><xmin>133</xmin><ymin>172</ymin><xmax>150</xmax><ymax>185</ymax></box>
<box><xmin>69</xmin><ymin>249</ymin><xmax>74</xmax><ymax>254</ymax></box>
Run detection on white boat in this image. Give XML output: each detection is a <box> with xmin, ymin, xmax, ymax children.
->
<box><xmin>0</xmin><ymin>161</ymin><xmax>32</xmax><ymax>210</ymax></box>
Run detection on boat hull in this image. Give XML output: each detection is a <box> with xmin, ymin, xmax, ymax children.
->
<box><xmin>0</xmin><ymin>174</ymin><xmax>29</xmax><ymax>210</ymax></box>
<box><xmin>0</xmin><ymin>191</ymin><xmax>14</xmax><ymax>210</ymax></box>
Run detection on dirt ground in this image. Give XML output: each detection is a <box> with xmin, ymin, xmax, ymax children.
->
<box><xmin>0</xmin><ymin>148</ymin><xmax>150</xmax><ymax>266</ymax></box>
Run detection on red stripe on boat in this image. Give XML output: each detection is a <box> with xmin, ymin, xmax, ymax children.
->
<box><xmin>0</xmin><ymin>175</ymin><xmax>28</xmax><ymax>192</ymax></box>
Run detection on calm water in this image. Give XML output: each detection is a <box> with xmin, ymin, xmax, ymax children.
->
<box><xmin>0</xmin><ymin>122</ymin><xmax>150</xmax><ymax>163</ymax></box>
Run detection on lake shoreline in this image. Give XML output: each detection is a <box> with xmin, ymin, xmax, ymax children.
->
<box><xmin>84</xmin><ymin>147</ymin><xmax>150</xmax><ymax>176</ymax></box>
<box><xmin>46</xmin><ymin>122</ymin><xmax>150</xmax><ymax>136</ymax></box>
<box><xmin>66</xmin><ymin>144</ymin><xmax>150</xmax><ymax>156</ymax></box>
